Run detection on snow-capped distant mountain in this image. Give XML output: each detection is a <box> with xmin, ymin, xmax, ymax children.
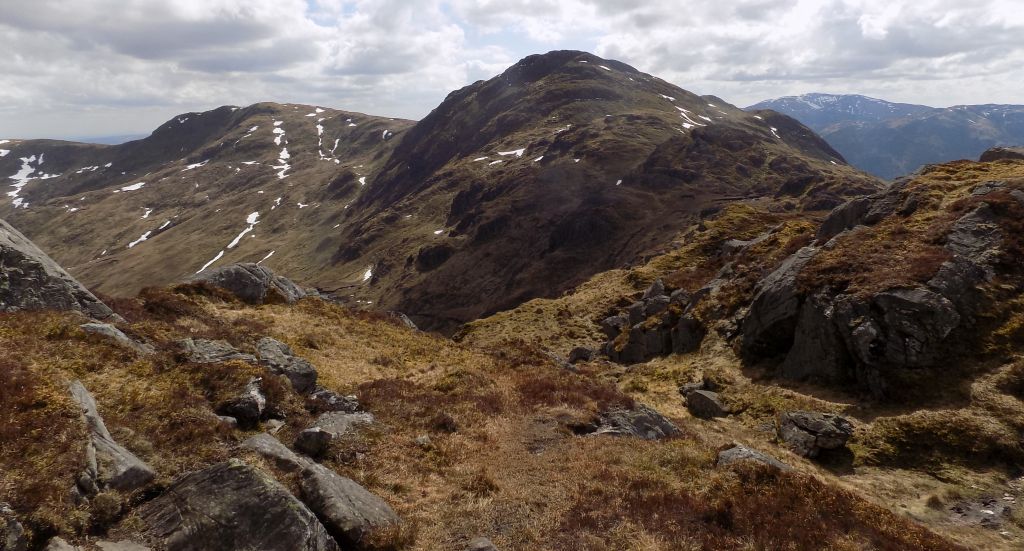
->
<box><xmin>748</xmin><ymin>94</ymin><xmax>1024</xmax><ymax>179</ymax></box>
<box><xmin>747</xmin><ymin>93</ymin><xmax>937</xmax><ymax>133</ymax></box>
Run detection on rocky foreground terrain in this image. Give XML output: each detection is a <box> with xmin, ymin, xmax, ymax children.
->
<box><xmin>2</xmin><ymin>146</ymin><xmax>1024</xmax><ymax>550</ymax></box>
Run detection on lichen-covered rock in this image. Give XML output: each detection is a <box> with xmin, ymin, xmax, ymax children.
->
<box><xmin>778</xmin><ymin>412</ymin><xmax>854</xmax><ymax>458</ymax></box>
<box><xmin>716</xmin><ymin>444</ymin><xmax>791</xmax><ymax>471</ymax></box>
<box><xmin>0</xmin><ymin>218</ymin><xmax>113</xmax><ymax>319</ymax></box>
<box><xmin>257</xmin><ymin>337</ymin><xmax>318</xmax><ymax>394</ymax></box>
<box><xmin>141</xmin><ymin>460</ymin><xmax>338</xmax><ymax>551</ymax></box>
<box><xmin>241</xmin><ymin>433</ymin><xmax>311</xmax><ymax>473</ymax></box>
<box><xmin>295</xmin><ymin>412</ymin><xmax>374</xmax><ymax>457</ymax></box>
<box><xmin>80</xmin><ymin>323</ymin><xmax>154</xmax><ymax>355</ymax></box>
<box><xmin>180</xmin><ymin>338</ymin><xmax>256</xmax><ymax>364</ymax></box>
<box><xmin>192</xmin><ymin>262</ymin><xmax>306</xmax><ymax>304</ymax></box>
<box><xmin>307</xmin><ymin>387</ymin><xmax>361</xmax><ymax>414</ymax></box>
<box><xmin>591</xmin><ymin>404</ymin><xmax>681</xmax><ymax>440</ymax></box>
<box><xmin>740</xmin><ymin>246</ymin><xmax>819</xmax><ymax>359</ymax></box>
<box><xmin>69</xmin><ymin>380</ymin><xmax>156</xmax><ymax>494</ymax></box>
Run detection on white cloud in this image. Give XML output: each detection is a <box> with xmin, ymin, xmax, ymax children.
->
<box><xmin>0</xmin><ymin>0</ymin><xmax>1022</xmax><ymax>139</ymax></box>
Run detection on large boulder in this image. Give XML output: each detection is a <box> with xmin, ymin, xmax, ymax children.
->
<box><xmin>257</xmin><ymin>337</ymin><xmax>318</xmax><ymax>394</ymax></box>
<box><xmin>307</xmin><ymin>387</ymin><xmax>361</xmax><ymax>414</ymax></box>
<box><xmin>141</xmin><ymin>460</ymin><xmax>338</xmax><ymax>551</ymax></box>
<box><xmin>685</xmin><ymin>390</ymin><xmax>729</xmax><ymax>420</ymax></box>
<box><xmin>0</xmin><ymin>218</ymin><xmax>113</xmax><ymax>319</ymax></box>
<box><xmin>299</xmin><ymin>464</ymin><xmax>401</xmax><ymax>548</ymax></box>
<box><xmin>192</xmin><ymin>263</ymin><xmax>306</xmax><ymax>304</ymax></box>
<box><xmin>217</xmin><ymin>378</ymin><xmax>267</xmax><ymax>429</ymax></box>
<box><xmin>68</xmin><ymin>380</ymin><xmax>156</xmax><ymax>494</ymax></box>
<box><xmin>778</xmin><ymin>412</ymin><xmax>854</xmax><ymax>458</ymax></box>
<box><xmin>241</xmin><ymin>433</ymin><xmax>311</xmax><ymax>473</ymax></box>
<box><xmin>590</xmin><ymin>404</ymin><xmax>681</xmax><ymax>440</ymax></box>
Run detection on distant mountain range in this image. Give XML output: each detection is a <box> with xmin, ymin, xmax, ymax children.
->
<box><xmin>748</xmin><ymin>93</ymin><xmax>1024</xmax><ymax>179</ymax></box>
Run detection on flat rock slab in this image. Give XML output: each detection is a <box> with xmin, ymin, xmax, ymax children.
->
<box><xmin>300</xmin><ymin>463</ymin><xmax>401</xmax><ymax>548</ymax></box>
<box><xmin>180</xmin><ymin>338</ymin><xmax>256</xmax><ymax>364</ymax></box>
<box><xmin>69</xmin><ymin>380</ymin><xmax>155</xmax><ymax>493</ymax></box>
<box><xmin>81</xmin><ymin>323</ymin><xmax>154</xmax><ymax>355</ymax></box>
<box><xmin>141</xmin><ymin>459</ymin><xmax>337</xmax><ymax>551</ymax></box>
<box><xmin>241</xmin><ymin>433</ymin><xmax>311</xmax><ymax>473</ymax></box>
<box><xmin>717</xmin><ymin>444</ymin><xmax>791</xmax><ymax>471</ymax></box>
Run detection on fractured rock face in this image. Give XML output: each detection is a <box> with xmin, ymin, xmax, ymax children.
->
<box><xmin>180</xmin><ymin>338</ymin><xmax>256</xmax><ymax>364</ymax></box>
<box><xmin>257</xmin><ymin>337</ymin><xmax>318</xmax><ymax>394</ymax></box>
<box><xmin>0</xmin><ymin>218</ymin><xmax>113</xmax><ymax>320</ymax></box>
<box><xmin>192</xmin><ymin>262</ymin><xmax>306</xmax><ymax>305</ymax></box>
<box><xmin>778</xmin><ymin>411</ymin><xmax>854</xmax><ymax>458</ymax></box>
<box><xmin>217</xmin><ymin>378</ymin><xmax>267</xmax><ymax>429</ymax></box>
<box><xmin>68</xmin><ymin>380</ymin><xmax>156</xmax><ymax>494</ymax></box>
<box><xmin>141</xmin><ymin>459</ymin><xmax>338</xmax><ymax>551</ymax></box>
<box><xmin>740</xmin><ymin>246</ymin><xmax>819</xmax><ymax>360</ymax></box>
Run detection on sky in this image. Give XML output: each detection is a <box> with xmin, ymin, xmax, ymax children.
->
<box><xmin>1</xmin><ymin>0</ymin><xmax>1023</xmax><ymax>140</ymax></box>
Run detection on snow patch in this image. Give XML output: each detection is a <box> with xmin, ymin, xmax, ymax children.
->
<box><xmin>363</xmin><ymin>268</ymin><xmax>373</xmax><ymax>282</ymax></box>
<box><xmin>359</xmin><ymin>176</ymin><xmax>367</xmax><ymax>186</ymax></box>
<box><xmin>141</xmin><ymin>208</ymin><xmax>152</xmax><ymax>219</ymax></box>
<box><xmin>227</xmin><ymin>212</ymin><xmax>260</xmax><ymax>248</ymax></box>
<box><xmin>498</xmin><ymin>148</ymin><xmax>526</xmax><ymax>157</ymax></box>
<box><xmin>196</xmin><ymin>250</ymin><xmax>225</xmax><ymax>274</ymax></box>
<box><xmin>257</xmin><ymin>251</ymin><xmax>275</xmax><ymax>265</ymax></box>
<box><xmin>182</xmin><ymin>160</ymin><xmax>208</xmax><ymax>171</ymax></box>
<box><xmin>119</xmin><ymin>182</ymin><xmax>145</xmax><ymax>192</ymax></box>
<box><xmin>128</xmin><ymin>231</ymin><xmax>152</xmax><ymax>249</ymax></box>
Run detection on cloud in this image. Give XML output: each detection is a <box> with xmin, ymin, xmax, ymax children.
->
<box><xmin>0</xmin><ymin>0</ymin><xmax>1021</xmax><ymax>138</ymax></box>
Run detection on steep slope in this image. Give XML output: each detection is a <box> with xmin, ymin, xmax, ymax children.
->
<box><xmin>336</xmin><ymin>51</ymin><xmax>879</xmax><ymax>331</ymax></box>
<box><xmin>1</xmin><ymin>51</ymin><xmax>880</xmax><ymax>333</ymax></box>
<box><xmin>749</xmin><ymin>94</ymin><xmax>1024</xmax><ymax>179</ymax></box>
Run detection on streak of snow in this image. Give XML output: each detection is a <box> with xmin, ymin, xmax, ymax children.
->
<box><xmin>498</xmin><ymin>148</ymin><xmax>525</xmax><ymax>157</ymax></box>
<box><xmin>196</xmin><ymin>250</ymin><xmax>225</xmax><ymax>274</ymax></box>
<box><xmin>599</xmin><ymin>65</ymin><xmax>611</xmax><ymax>71</ymax></box>
<box><xmin>489</xmin><ymin>160</ymin><xmax>503</xmax><ymax>165</ymax></box>
<box><xmin>119</xmin><ymin>182</ymin><xmax>145</xmax><ymax>192</ymax></box>
<box><xmin>257</xmin><ymin>251</ymin><xmax>275</xmax><ymax>265</ymax></box>
<box><xmin>473</xmin><ymin>157</ymin><xmax>489</xmax><ymax>162</ymax></box>
<box><xmin>182</xmin><ymin>160</ymin><xmax>208</xmax><ymax>171</ymax></box>
<box><xmin>659</xmin><ymin>94</ymin><xmax>676</xmax><ymax>101</ymax></box>
<box><xmin>227</xmin><ymin>212</ymin><xmax>260</xmax><ymax>248</ymax></box>
<box><xmin>142</xmin><ymin>208</ymin><xmax>152</xmax><ymax>219</ymax></box>
<box><xmin>158</xmin><ymin>220</ymin><xmax>171</xmax><ymax>230</ymax></box>
<box><xmin>128</xmin><ymin>231</ymin><xmax>152</xmax><ymax>248</ymax></box>
<box><xmin>770</xmin><ymin>127</ymin><xmax>781</xmax><ymax>139</ymax></box>
<box><xmin>533</xmin><ymin>156</ymin><xmax>544</xmax><ymax>162</ymax></box>
<box><xmin>433</xmin><ymin>229</ymin><xmax>444</xmax><ymax>235</ymax></box>
<box><xmin>359</xmin><ymin>176</ymin><xmax>367</xmax><ymax>186</ymax></box>
<box><xmin>363</xmin><ymin>268</ymin><xmax>373</xmax><ymax>282</ymax></box>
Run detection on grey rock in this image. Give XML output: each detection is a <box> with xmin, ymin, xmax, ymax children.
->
<box><xmin>299</xmin><ymin>464</ymin><xmax>401</xmax><ymax>548</ymax></box>
<box><xmin>296</xmin><ymin>412</ymin><xmax>374</xmax><ymax>457</ymax></box>
<box><xmin>1</xmin><ymin>502</ymin><xmax>27</xmax><ymax>551</ymax></box>
<box><xmin>68</xmin><ymin>380</ymin><xmax>156</xmax><ymax>493</ymax></box>
<box><xmin>686</xmin><ymin>390</ymin><xmax>728</xmax><ymax>420</ymax></box>
<box><xmin>779</xmin><ymin>293</ymin><xmax>850</xmax><ymax>383</ymax></box>
<box><xmin>817</xmin><ymin>196</ymin><xmax>872</xmax><ymax>241</ymax></box>
<box><xmin>216</xmin><ymin>415</ymin><xmax>238</xmax><ymax>429</ymax></box>
<box><xmin>716</xmin><ymin>444</ymin><xmax>791</xmax><ymax>471</ymax></box>
<box><xmin>241</xmin><ymin>433</ymin><xmax>311</xmax><ymax>473</ymax></box>
<box><xmin>599</xmin><ymin>314</ymin><xmax>627</xmax><ymax>340</ymax></box>
<box><xmin>942</xmin><ymin>204</ymin><xmax>1002</xmax><ymax>279</ymax></box>
<box><xmin>670</xmin><ymin>315</ymin><xmax>705</xmax><ymax>354</ymax></box>
<box><xmin>971</xmin><ymin>180</ymin><xmax>1005</xmax><ymax>196</ymax></box>
<box><xmin>265</xmin><ymin>419</ymin><xmax>285</xmax><ymax>434</ymax></box>
<box><xmin>0</xmin><ymin>218</ymin><xmax>113</xmax><ymax>320</ymax></box>
<box><xmin>180</xmin><ymin>338</ymin><xmax>255</xmax><ymax>364</ymax></box>
<box><xmin>627</xmin><ymin>301</ymin><xmax>646</xmax><ymax>325</ymax></box>
<box><xmin>141</xmin><ymin>459</ymin><xmax>337</xmax><ymax>551</ymax></box>
<box><xmin>95</xmin><ymin>542</ymin><xmax>152</xmax><ymax>551</ymax></box>
<box><xmin>191</xmin><ymin>262</ymin><xmax>306</xmax><ymax>304</ymax></box>
<box><xmin>567</xmin><ymin>346</ymin><xmax>595</xmax><ymax>364</ymax></box>
<box><xmin>740</xmin><ymin>246</ymin><xmax>819</xmax><ymax>359</ymax></box>
<box><xmin>643</xmin><ymin>295</ymin><xmax>671</xmax><ymax>317</ymax></box>
<box><xmin>388</xmin><ymin>311</ymin><xmax>419</xmax><ymax>331</ymax></box>
<box><xmin>80</xmin><ymin>323</ymin><xmax>154</xmax><ymax>355</ymax></box>
<box><xmin>414</xmin><ymin>435</ymin><xmax>433</xmax><ymax>449</ymax></box>
<box><xmin>257</xmin><ymin>337</ymin><xmax>318</xmax><ymax>394</ymax></box>
<box><xmin>1012</xmin><ymin>189</ymin><xmax>1024</xmax><ymax>206</ymax></box>
<box><xmin>592</xmin><ymin>404</ymin><xmax>681</xmax><ymax>440</ymax></box>
<box><xmin>466</xmin><ymin>537</ymin><xmax>499</xmax><ymax>551</ymax></box>
<box><xmin>642</xmin><ymin>278</ymin><xmax>666</xmax><ymax>300</ymax></box>
<box><xmin>979</xmin><ymin>146</ymin><xmax>1024</xmax><ymax>162</ymax></box>
<box><xmin>43</xmin><ymin>537</ymin><xmax>78</xmax><ymax>551</ymax></box>
<box><xmin>668</xmin><ymin>288</ymin><xmax>691</xmax><ymax>306</ymax></box>
<box><xmin>308</xmin><ymin>387</ymin><xmax>360</xmax><ymax>414</ymax></box>
<box><xmin>721</xmin><ymin>238</ymin><xmax>753</xmax><ymax>255</ymax></box>
<box><xmin>778</xmin><ymin>411</ymin><xmax>854</xmax><ymax>458</ymax></box>
<box><xmin>217</xmin><ymin>378</ymin><xmax>266</xmax><ymax>429</ymax></box>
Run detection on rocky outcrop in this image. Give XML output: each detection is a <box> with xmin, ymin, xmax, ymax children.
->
<box><xmin>141</xmin><ymin>460</ymin><xmax>338</xmax><ymax>551</ymax></box>
<box><xmin>0</xmin><ymin>218</ymin><xmax>113</xmax><ymax>319</ymax></box>
<box><xmin>979</xmin><ymin>146</ymin><xmax>1024</xmax><ymax>162</ymax></box>
<box><xmin>587</xmin><ymin>404</ymin><xmax>681</xmax><ymax>440</ymax></box>
<box><xmin>80</xmin><ymin>323</ymin><xmax>154</xmax><ymax>355</ymax></box>
<box><xmin>191</xmin><ymin>263</ymin><xmax>306</xmax><ymax>304</ymax></box>
<box><xmin>778</xmin><ymin>412</ymin><xmax>854</xmax><ymax>458</ymax></box>
<box><xmin>740</xmin><ymin>246</ymin><xmax>819</xmax><ymax>360</ymax></box>
<box><xmin>296</xmin><ymin>412</ymin><xmax>375</xmax><ymax>457</ymax></box>
<box><xmin>68</xmin><ymin>380</ymin><xmax>156</xmax><ymax>495</ymax></box>
<box><xmin>308</xmin><ymin>387</ymin><xmax>361</xmax><ymax>414</ymax></box>
<box><xmin>716</xmin><ymin>444</ymin><xmax>791</xmax><ymax>471</ymax></box>
<box><xmin>179</xmin><ymin>338</ymin><xmax>256</xmax><ymax>364</ymax></box>
<box><xmin>257</xmin><ymin>337</ymin><xmax>318</xmax><ymax>394</ymax></box>
<box><xmin>602</xmin><ymin>279</ymin><xmax>706</xmax><ymax>364</ymax></box>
